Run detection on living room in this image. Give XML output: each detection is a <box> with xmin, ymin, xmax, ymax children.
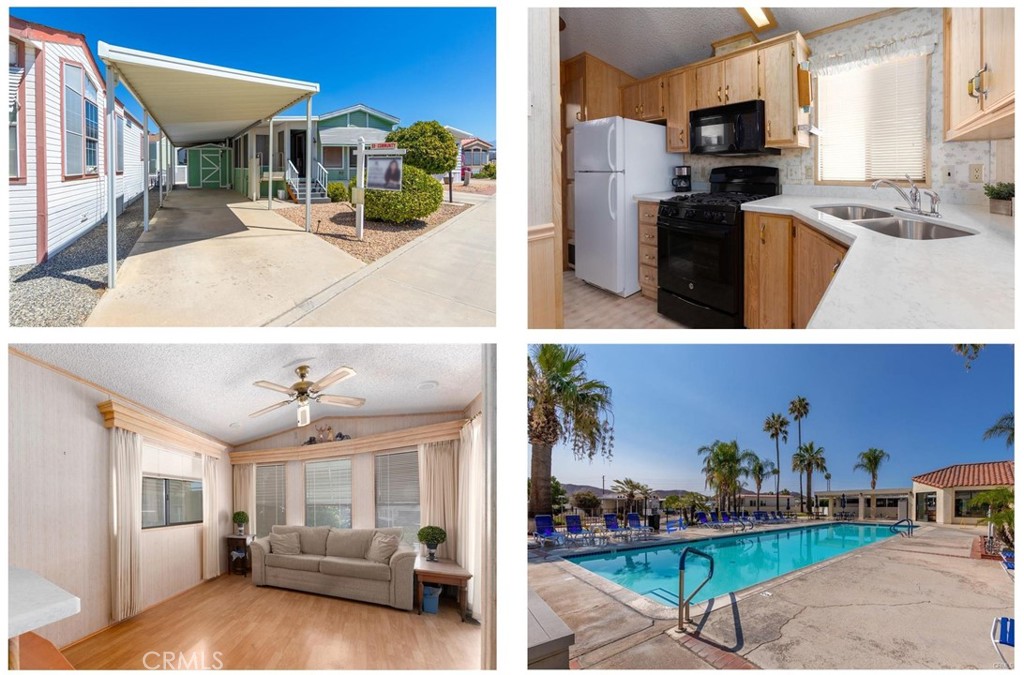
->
<box><xmin>8</xmin><ymin>344</ymin><xmax>496</xmax><ymax>670</ymax></box>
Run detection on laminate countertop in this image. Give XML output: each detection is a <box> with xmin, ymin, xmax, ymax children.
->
<box><xmin>742</xmin><ymin>195</ymin><xmax>1014</xmax><ymax>328</ymax></box>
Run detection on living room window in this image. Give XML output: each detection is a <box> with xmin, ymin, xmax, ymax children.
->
<box><xmin>142</xmin><ymin>477</ymin><xmax>203</xmax><ymax>529</ymax></box>
<box><xmin>305</xmin><ymin>458</ymin><xmax>352</xmax><ymax>528</ymax></box>
<box><xmin>255</xmin><ymin>464</ymin><xmax>286</xmax><ymax>537</ymax></box>
<box><xmin>375</xmin><ymin>449</ymin><xmax>420</xmax><ymax>540</ymax></box>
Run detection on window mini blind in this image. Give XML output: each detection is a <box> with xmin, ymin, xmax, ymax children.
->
<box><xmin>817</xmin><ymin>54</ymin><xmax>929</xmax><ymax>183</ymax></box>
<box><xmin>305</xmin><ymin>458</ymin><xmax>352</xmax><ymax>528</ymax></box>
<box><xmin>375</xmin><ymin>450</ymin><xmax>420</xmax><ymax>536</ymax></box>
<box><xmin>255</xmin><ymin>464</ymin><xmax>286</xmax><ymax>537</ymax></box>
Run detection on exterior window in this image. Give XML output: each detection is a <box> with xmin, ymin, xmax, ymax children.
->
<box><xmin>177</xmin><ymin>147</ymin><xmax>188</xmax><ymax>166</ymax></box>
<box><xmin>116</xmin><ymin>116</ymin><xmax>124</xmax><ymax>173</ymax></box>
<box><xmin>324</xmin><ymin>146</ymin><xmax>344</xmax><ymax>168</ymax></box>
<box><xmin>10</xmin><ymin>41</ymin><xmax>21</xmax><ymax>178</ymax></box>
<box><xmin>954</xmin><ymin>490</ymin><xmax>988</xmax><ymax>518</ymax></box>
<box><xmin>305</xmin><ymin>458</ymin><xmax>352</xmax><ymax>528</ymax></box>
<box><xmin>63</xmin><ymin>62</ymin><xmax>100</xmax><ymax>176</ymax></box>
<box><xmin>375</xmin><ymin>450</ymin><xmax>420</xmax><ymax>541</ymax></box>
<box><xmin>149</xmin><ymin>141</ymin><xmax>158</xmax><ymax>173</ymax></box>
<box><xmin>255</xmin><ymin>134</ymin><xmax>269</xmax><ymax>167</ymax></box>
<box><xmin>142</xmin><ymin>477</ymin><xmax>203</xmax><ymax>529</ymax></box>
<box><xmin>817</xmin><ymin>54</ymin><xmax>929</xmax><ymax>183</ymax></box>
<box><xmin>348</xmin><ymin>147</ymin><xmax>358</xmax><ymax>169</ymax></box>
<box><xmin>255</xmin><ymin>464</ymin><xmax>286</xmax><ymax>537</ymax></box>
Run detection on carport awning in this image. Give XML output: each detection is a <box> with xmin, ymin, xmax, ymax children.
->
<box><xmin>97</xmin><ymin>41</ymin><xmax>319</xmax><ymax>146</ymax></box>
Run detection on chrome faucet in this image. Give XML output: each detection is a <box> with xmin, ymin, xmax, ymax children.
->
<box><xmin>920</xmin><ymin>189</ymin><xmax>942</xmax><ymax>217</ymax></box>
<box><xmin>871</xmin><ymin>174</ymin><xmax>921</xmax><ymax>214</ymax></box>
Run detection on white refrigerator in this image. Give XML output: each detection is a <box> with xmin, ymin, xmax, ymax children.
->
<box><xmin>573</xmin><ymin>116</ymin><xmax>679</xmax><ymax>296</ymax></box>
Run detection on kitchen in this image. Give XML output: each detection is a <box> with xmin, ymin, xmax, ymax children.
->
<box><xmin>526</xmin><ymin>7</ymin><xmax>1014</xmax><ymax>329</ymax></box>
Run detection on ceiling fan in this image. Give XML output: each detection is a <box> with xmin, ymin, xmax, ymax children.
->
<box><xmin>250</xmin><ymin>365</ymin><xmax>365</xmax><ymax>427</ymax></box>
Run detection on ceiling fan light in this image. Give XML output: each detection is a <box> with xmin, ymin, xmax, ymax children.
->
<box><xmin>297</xmin><ymin>403</ymin><xmax>311</xmax><ymax>428</ymax></box>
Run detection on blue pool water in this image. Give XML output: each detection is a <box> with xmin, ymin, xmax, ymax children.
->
<box><xmin>567</xmin><ymin>523</ymin><xmax>898</xmax><ymax>607</ymax></box>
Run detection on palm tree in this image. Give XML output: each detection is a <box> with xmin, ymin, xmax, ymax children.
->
<box><xmin>637</xmin><ymin>483</ymin><xmax>657</xmax><ymax>517</ymax></box>
<box><xmin>763</xmin><ymin>413</ymin><xmax>790</xmax><ymax>513</ymax></box>
<box><xmin>953</xmin><ymin>344</ymin><xmax>985</xmax><ymax>370</ymax></box>
<box><xmin>611</xmin><ymin>478</ymin><xmax>644</xmax><ymax>517</ymax></box>
<box><xmin>969</xmin><ymin>488</ymin><xmax>1014</xmax><ymax>549</ymax></box>
<box><xmin>984</xmin><ymin>413</ymin><xmax>1014</xmax><ymax>448</ymax></box>
<box><xmin>853</xmin><ymin>447</ymin><xmax>890</xmax><ymax>519</ymax></box>
<box><xmin>527</xmin><ymin>344</ymin><xmax>614</xmax><ymax>516</ymax></box>
<box><xmin>788</xmin><ymin>396</ymin><xmax>810</xmax><ymax>510</ymax></box>
<box><xmin>681</xmin><ymin>492</ymin><xmax>711</xmax><ymax>525</ymax></box>
<box><xmin>698</xmin><ymin>440</ymin><xmax>745</xmax><ymax>513</ymax></box>
<box><xmin>796</xmin><ymin>442</ymin><xmax>827</xmax><ymax>516</ymax></box>
<box><xmin>824</xmin><ymin>472</ymin><xmax>832</xmax><ymax>492</ymax></box>
<box><xmin>743</xmin><ymin>455</ymin><xmax>777</xmax><ymax>515</ymax></box>
<box><xmin>791</xmin><ymin>446</ymin><xmax>809</xmax><ymax>514</ymax></box>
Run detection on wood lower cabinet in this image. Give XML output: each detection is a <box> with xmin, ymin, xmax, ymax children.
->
<box><xmin>944</xmin><ymin>8</ymin><xmax>1015</xmax><ymax>141</ymax></box>
<box><xmin>638</xmin><ymin>201</ymin><xmax>660</xmax><ymax>299</ymax></box>
<box><xmin>792</xmin><ymin>222</ymin><xmax>848</xmax><ymax>328</ymax></box>
<box><xmin>744</xmin><ymin>212</ymin><xmax>793</xmax><ymax>329</ymax></box>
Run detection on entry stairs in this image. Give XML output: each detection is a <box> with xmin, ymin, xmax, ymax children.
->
<box><xmin>285</xmin><ymin>160</ymin><xmax>331</xmax><ymax>204</ymax></box>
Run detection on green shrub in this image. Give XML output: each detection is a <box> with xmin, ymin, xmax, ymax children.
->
<box><xmin>365</xmin><ymin>165</ymin><xmax>443</xmax><ymax>224</ymax></box>
<box><xmin>983</xmin><ymin>182</ymin><xmax>1015</xmax><ymax>200</ymax></box>
<box><xmin>475</xmin><ymin>162</ymin><xmax>497</xmax><ymax>179</ymax></box>
<box><xmin>327</xmin><ymin>181</ymin><xmax>348</xmax><ymax>203</ymax></box>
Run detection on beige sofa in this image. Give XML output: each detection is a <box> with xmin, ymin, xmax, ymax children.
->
<box><xmin>251</xmin><ymin>525</ymin><xmax>416</xmax><ymax>610</ymax></box>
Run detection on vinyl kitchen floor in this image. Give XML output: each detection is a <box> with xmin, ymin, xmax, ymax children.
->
<box><xmin>562</xmin><ymin>272</ymin><xmax>684</xmax><ymax>329</ymax></box>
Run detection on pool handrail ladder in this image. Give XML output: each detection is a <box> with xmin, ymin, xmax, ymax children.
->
<box><xmin>890</xmin><ymin>518</ymin><xmax>914</xmax><ymax>537</ymax></box>
<box><xmin>677</xmin><ymin>546</ymin><xmax>715</xmax><ymax>631</ymax></box>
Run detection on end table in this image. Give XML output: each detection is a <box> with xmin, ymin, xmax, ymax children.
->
<box><xmin>413</xmin><ymin>555</ymin><xmax>473</xmax><ymax>621</ymax></box>
<box><xmin>225</xmin><ymin>534</ymin><xmax>254</xmax><ymax>576</ymax></box>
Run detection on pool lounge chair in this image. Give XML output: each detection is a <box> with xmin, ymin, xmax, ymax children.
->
<box><xmin>732</xmin><ymin>511</ymin><xmax>754</xmax><ymax>528</ymax></box>
<box><xmin>626</xmin><ymin>513</ymin><xmax>654</xmax><ymax>540</ymax></box>
<box><xmin>1002</xmin><ymin>559</ymin><xmax>1014</xmax><ymax>579</ymax></box>
<box><xmin>696</xmin><ymin>512</ymin><xmax>718</xmax><ymax>529</ymax></box>
<box><xmin>1001</xmin><ymin>550</ymin><xmax>1014</xmax><ymax>563</ymax></box>
<box><xmin>991</xmin><ymin>617</ymin><xmax>1014</xmax><ymax>668</ymax></box>
<box><xmin>564</xmin><ymin>514</ymin><xmax>595</xmax><ymax>546</ymax></box>
<box><xmin>533</xmin><ymin>515</ymin><xmax>565</xmax><ymax>547</ymax></box>
<box><xmin>603</xmin><ymin>513</ymin><xmax>632</xmax><ymax>542</ymax></box>
<box><xmin>710</xmin><ymin>512</ymin><xmax>728</xmax><ymax>528</ymax></box>
<box><xmin>665</xmin><ymin>516</ymin><xmax>687</xmax><ymax>533</ymax></box>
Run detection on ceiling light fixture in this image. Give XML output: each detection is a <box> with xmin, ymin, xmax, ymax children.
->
<box><xmin>297</xmin><ymin>402</ymin><xmax>311</xmax><ymax>428</ymax></box>
<box><xmin>740</xmin><ymin>7</ymin><xmax>777</xmax><ymax>32</ymax></box>
<box><xmin>229</xmin><ymin>422</ymin><xmax>241</xmax><ymax>429</ymax></box>
<box><xmin>418</xmin><ymin>380</ymin><xmax>439</xmax><ymax>391</ymax></box>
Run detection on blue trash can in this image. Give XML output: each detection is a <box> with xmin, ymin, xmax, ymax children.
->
<box><xmin>422</xmin><ymin>585</ymin><xmax>441</xmax><ymax>614</ymax></box>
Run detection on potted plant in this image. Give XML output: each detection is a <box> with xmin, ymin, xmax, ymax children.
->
<box><xmin>232</xmin><ymin>511</ymin><xmax>249</xmax><ymax>536</ymax></box>
<box><xmin>417</xmin><ymin>525</ymin><xmax>447</xmax><ymax>562</ymax></box>
<box><xmin>983</xmin><ymin>182</ymin><xmax>1014</xmax><ymax>216</ymax></box>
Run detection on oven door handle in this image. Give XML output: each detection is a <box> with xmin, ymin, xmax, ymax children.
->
<box><xmin>658</xmin><ymin>221</ymin><xmax>732</xmax><ymax>239</ymax></box>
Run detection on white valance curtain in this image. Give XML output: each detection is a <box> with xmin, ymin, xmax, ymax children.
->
<box><xmin>233</xmin><ymin>463</ymin><xmax>256</xmax><ymax>531</ymax></box>
<box><xmin>202</xmin><ymin>455</ymin><xmax>220</xmax><ymax>579</ymax></box>
<box><xmin>808</xmin><ymin>32</ymin><xmax>937</xmax><ymax>76</ymax></box>
<box><xmin>110</xmin><ymin>427</ymin><xmax>143</xmax><ymax>622</ymax></box>
<box><xmin>419</xmin><ymin>439</ymin><xmax>459</xmax><ymax>561</ymax></box>
<box><xmin>457</xmin><ymin>416</ymin><xmax>484</xmax><ymax>622</ymax></box>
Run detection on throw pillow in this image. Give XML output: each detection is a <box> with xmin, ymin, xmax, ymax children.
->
<box><xmin>365</xmin><ymin>532</ymin><xmax>400</xmax><ymax>564</ymax></box>
<box><xmin>268</xmin><ymin>531</ymin><xmax>301</xmax><ymax>555</ymax></box>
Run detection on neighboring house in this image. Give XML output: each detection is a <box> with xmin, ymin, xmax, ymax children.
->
<box><xmin>911</xmin><ymin>460</ymin><xmax>1014</xmax><ymax>525</ymax></box>
<box><xmin>9</xmin><ymin>17</ymin><xmax>147</xmax><ymax>266</ymax></box>
<box><xmin>460</xmin><ymin>137</ymin><xmax>494</xmax><ymax>174</ymax></box>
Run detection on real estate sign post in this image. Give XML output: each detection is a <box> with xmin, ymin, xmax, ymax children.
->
<box><xmin>354</xmin><ymin>138</ymin><xmax>406</xmax><ymax>240</ymax></box>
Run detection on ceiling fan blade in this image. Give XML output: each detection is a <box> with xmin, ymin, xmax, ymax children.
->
<box><xmin>254</xmin><ymin>380</ymin><xmax>295</xmax><ymax>394</ymax></box>
<box><xmin>312</xmin><ymin>366</ymin><xmax>356</xmax><ymax>392</ymax></box>
<box><xmin>318</xmin><ymin>394</ymin><xmax>365</xmax><ymax>408</ymax></box>
<box><xmin>249</xmin><ymin>400</ymin><xmax>292</xmax><ymax>418</ymax></box>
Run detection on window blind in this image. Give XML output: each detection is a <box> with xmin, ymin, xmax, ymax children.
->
<box><xmin>305</xmin><ymin>458</ymin><xmax>352</xmax><ymax>528</ymax></box>
<box><xmin>817</xmin><ymin>54</ymin><xmax>929</xmax><ymax>183</ymax></box>
<box><xmin>255</xmin><ymin>464</ymin><xmax>286</xmax><ymax>537</ymax></box>
<box><xmin>375</xmin><ymin>450</ymin><xmax>420</xmax><ymax>537</ymax></box>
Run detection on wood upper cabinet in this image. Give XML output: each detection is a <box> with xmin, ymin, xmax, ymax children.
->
<box><xmin>944</xmin><ymin>8</ymin><xmax>1015</xmax><ymax>141</ymax></box>
<box><xmin>743</xmin><ymin>212</ymin><xmax>793</xmax><ymax>329</ymax></box>
<box><xmin>758</xmin><ymin>37</ymin><xmax>810</xmax><ymax>149</ymax></box>
<box><xmin>562</xmin><ymin>52</ymin><xmax>637</xmax><ymax>131</ymax></box>
<box><xmin>696</xmin><ymin>51</ymin><xmax>759</xmax><ymax>109</ymax></box>
<box><xmin>792</xmin><ymin>222</ymin><xmax>848</xmax><ymax>328</ymax></box>
<box><xmin>665</xmin><ymin>69</ymin><xmax>696</xmax><ymax>152</ymax></box>
<box><xmin>622</xmin><ymin>76</ymin><xmax>665</xmax><ymax>120</ymax></box>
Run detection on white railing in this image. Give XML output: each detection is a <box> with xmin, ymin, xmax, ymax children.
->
<box><xmin>316</xmin><ymin>162</ymin><xmax>329</xmax><ymax>194</ymax></box>
<box><xmin>286</xmin><ymin>160</ymin><xmax>299</xmax><ymax>198</ymax></box>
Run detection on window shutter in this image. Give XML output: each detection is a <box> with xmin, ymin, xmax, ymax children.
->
<box><xmin>375</xmin><ymin>450</ymin><xmax>420</xmax><ymax>536</ymax></box>
<box><xmin>304</xmin><ymin>458</ymin><xmax>352</xmax><ymax>528</ymax></box>
<box><xmin>255</xmin><ymin>464</ymin><xmax>286</xmax><ymax>537</ymax></box>
<box><xmin>817</xmin><ymin>54</ymin><xmax>929</xmax><ymax>182</ymax></box>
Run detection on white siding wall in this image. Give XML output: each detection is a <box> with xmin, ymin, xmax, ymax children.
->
<box><xmin>121</xmin><ymin>115</ymin><xmax>145</xmax><ymax>208</ymax></box>
<box><xmin>9</xmin><ymin>45</ymin><xmax>38</xmax><ymax>265</ymax></box>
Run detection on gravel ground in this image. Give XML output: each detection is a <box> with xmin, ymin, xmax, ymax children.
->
<box><xmin>9</xmin><ymin>189</ymin><xmax>156</xmax><ymax>327</ymax></box>
<box><xmin>452</xmin><ymin>178</ymin><xmax>497</xmax><ymax>195</ymax></box>
<box><xmin>276</xmin><ymin>201</ymin><xmax>470</xmax><ymax>264</ymax></box>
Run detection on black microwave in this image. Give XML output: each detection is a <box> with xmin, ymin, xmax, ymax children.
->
<box><xmin>690</xmin><ymin>100</ymin><xmax>781</xmax><ymax>156</ymax></box>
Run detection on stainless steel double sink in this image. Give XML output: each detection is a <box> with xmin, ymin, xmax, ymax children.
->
<box><xmin>813</xmin><ymin>204</ymin><xmax>976</xmax><ymax>240</ymax></box>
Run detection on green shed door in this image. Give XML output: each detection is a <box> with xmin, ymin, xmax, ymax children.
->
<box><xmin>187</xmin><ymin>148</ymin><xmax>224</xmax><ymax>188</ymax></box>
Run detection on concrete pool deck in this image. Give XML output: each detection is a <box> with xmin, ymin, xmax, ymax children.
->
<box><xmin>528</xmin><ymin>524</ymin><xmax>1013</xmax><ymax>669</ymax></box>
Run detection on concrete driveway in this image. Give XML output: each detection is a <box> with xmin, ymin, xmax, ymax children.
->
<box><xmin>86</xmin><ymin>190</ymin><xmax>366</xmax><ymax>326</ymax></box>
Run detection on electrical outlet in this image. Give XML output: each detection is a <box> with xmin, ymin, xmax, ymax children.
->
<box><xmin>969</xmin><ymin>164</ymin><xmax>984</xmax><ymax>183</ymax></box>
<box><xmin>786</xmin><ymin>164</ymin><xmax>800</xmax><ymax>181</ymax></box>
<box><xmin>804</xmin><ymin>164</ymin><xmax>813</xmax><ymax>180</ymax></box>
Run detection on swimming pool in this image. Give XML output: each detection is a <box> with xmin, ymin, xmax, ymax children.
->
<box><xmin>567</xmin><ymin>523</ymin><xmax>899</xmax><ymax>607</ymax></box>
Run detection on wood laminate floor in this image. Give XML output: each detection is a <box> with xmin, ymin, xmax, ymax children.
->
<box><xmin>61</xmin><ymin>575</ymin><xmax>481</xmax><ymax>670</ymax></box>
<box><xmin>562</xmin><ymin>272</ymin><xmax>685</xmax><ymax>329</ymax></box>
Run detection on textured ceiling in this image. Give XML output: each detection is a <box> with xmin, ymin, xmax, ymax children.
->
<box><xmin>14</xmin><ymin>344</ymin><xmax>481</xmax><ymax>445</ymax></box>
<box><xmin>559</xmin><ymin>7</ymin><xmax>886</xmax><ymax>78</ymax></box>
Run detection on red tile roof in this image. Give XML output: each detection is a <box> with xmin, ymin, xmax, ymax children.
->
<box><xmin>912</xmin><ymin>461</ymin><xmax>1014</xmax><ymax>489</ymax></box>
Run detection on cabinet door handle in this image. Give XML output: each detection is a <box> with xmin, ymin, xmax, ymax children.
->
<box><xmin>724</xmin><ymin>84</ymin><xmax>730</xmax><ymax>102</ymax></box>
<box><xmin>968</xmin><ymin>63</ymin><xmax>989</xmax><ymax>100</ymax></box>
<box><xmin>832</xmin><ymin>260</ymin><xmax>841</xmax><ymax>275</ymax></box>
<box><xmin>576</xmin><ymin>111</ymin><xmax>582</xmax><ymax>121</ymax></box>
<box><xmin>640</xmin><ymin>103</ymin><xmax>645</xmax><ymax>116</ymax></box>
<box><xmin>717</xmin><ymin>86</ymin><xmax>722</xmax><ymax>102</ymax></box>
<box><xmin>767</xmin><ymin>120</ymin><xmax>772</xmax><ymax>138</ymax></box>
<box><xmin>760</xmin><ymin>222</ymin><xmax>766</xmax><ymax>244</ymax></box>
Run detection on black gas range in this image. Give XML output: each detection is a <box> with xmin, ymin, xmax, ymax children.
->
<box><xmin>657</xmin><ymin>166</ymin><xmax>779</xmax><ymax>328</ymax></box>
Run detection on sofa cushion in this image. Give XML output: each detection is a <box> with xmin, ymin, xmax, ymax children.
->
<box><xmin>268</xmin><ymin>531</ymin><xmax>301</xmax><ymax>555</ymax></box>
<box><xmin>326</xmin><ymin>528</ymin><xmax>374</xmax><ymax>559</ymax></box>
<box><xmin>366</xmin><ymin>532</ymin><xmax>400</xmax><ymax>564</ymax></box>
<box><xmin>271</xmin><ymin>525</ymin><xmax>330</xmax><ymax>555</ymax></box>
<box><xmin>265</xmin><ymin>553</ymin><xmax>323</xmax><ymax>573</ymax></box>
<box><xmin>320</xmin><ymin>556</ymin><xmax>392</xmax><ymax>581</ymax></box>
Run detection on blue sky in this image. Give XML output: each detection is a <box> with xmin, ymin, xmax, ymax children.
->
<box><xmin>12</xmin><ymin>7</ymin><xmax>496</xmax><ymax>140</ymax></box>
<box><xmin>534</xmin><ymin>344</ymin><xmax>1014</xmax><ymax>494</ymax></box>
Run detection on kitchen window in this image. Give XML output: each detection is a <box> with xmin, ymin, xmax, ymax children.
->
<box><xmin>255</xmin><ymin>464</ymin><xmax>286</xmax><ymax>537</ymax></box>
<box><xmin>305</xmin><ymin>458</ymin><xmax>352</xmax><ymax>528</ymax></box>
<box><xmin>375</xmin><ymin>450</ymin><xmax>420</xmax><ymax>540</ymax></box>
<box><xmin>142</xmin><ymin>477</ymin><xmax>203</xmax><ymax>529</ymax></box>
<box><xmin>816</xmin><ymin>53</ymin><xmax>929</xmax><ymax>184</ymax></box>
<box><xmin>63</xmin><ymin>62</ymin><xmax>100</xmax><ymax>177</ymax></box>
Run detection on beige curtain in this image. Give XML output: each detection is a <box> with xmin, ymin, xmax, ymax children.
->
<box><xmin>202</xmin><ymin>455</ymin><xmax>220</xmax><ymax>579</ymax></box>
<box><xmin>110</xmin><ymin>427</ymin><xmax>143</xmax><ymax>622</ymax></box>
<box><xmin>457</xmin><ymin>417</ymin><xmax>485</xmax><ymax>621</ymax></box>
<box><xmin>232</xmin><ymin>463</ymin><xmax>256</xmax><ymax>533</ymax></box>
<box><xmin>418</xmin><ymin>440</ymin><xmax>458</xmax><ymax>561</ymax></box>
